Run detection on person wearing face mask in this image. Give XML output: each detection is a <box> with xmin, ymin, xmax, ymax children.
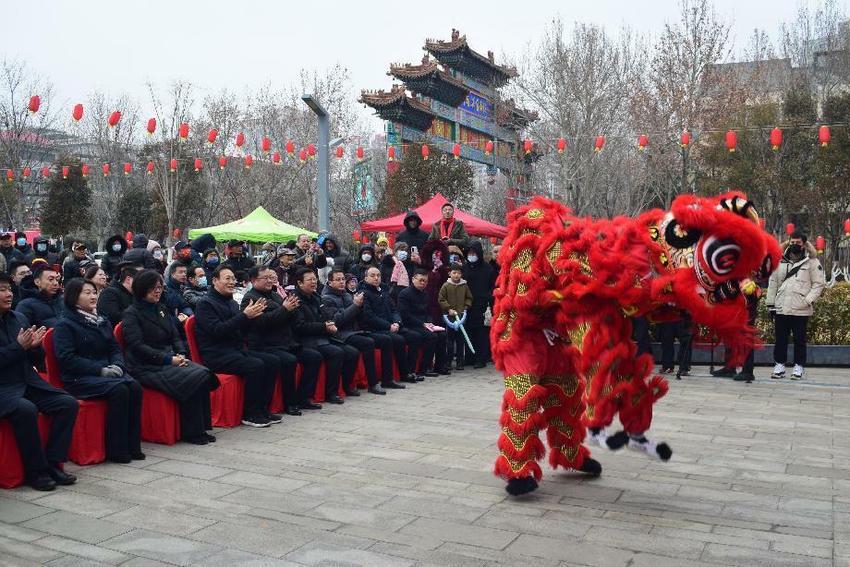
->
<box><xmin>13</xmin><ymin>232</ymin><xmax>32</xmax><ymax>258</ymax></box>
<box><xmin>101</xmin><ymin>235</ymin><xmax>128</xmax><ymax>282</ymax></box>
<box><xmin>421</xmin><ymin>239</ymin><xmax>450</xmax><ymax>326</ymax></box>
<box><xmin>381</xmin><ymin>241</ymin><xmax>414</xmax><ymax>303</ymax></box>
<box><xmin>188</xmin><ymin>234</ymin><xmax>215</xmax><ymax>268</ymax></box>
<box><xmin>26</xmin><ymin>236</ymin><xmax>58</xmax><ymax>266</ymax></box>
<box><xmin>462</xmin><ymin>240</ymin><xmax>495</xmax><ymax>369</ymax></box>
<box><xmin>201</xmin><ymin>249</ymin><xmax>221</xmax><ymax>279</ymax></box>
<box><xmin>0</xmin><ymin>232</ymin><xmax>25</xmax><ymax>268</ymax></box>
<box><xmin>352</xmin><ymin>243</ymin><xmax>378</xmax><ymax>282</ymax></box>
<box><xmin>766</xmin><ymin>231</ymin><xmax>824</xmax><ymax>380</ymax></box>
<box><xmin>396</xmin><ymin>210</ymin><xmax>429</xmax><ymax>254</ymax></box>
<box><xmin>146</xmin><ymin>240</ymin><xmax>165</xmax><ymax>274</ymax></box>
<box><xmin>182</xmin><ymin>266</ymin><xmax>209</xmax><ymax>309</ymax></box>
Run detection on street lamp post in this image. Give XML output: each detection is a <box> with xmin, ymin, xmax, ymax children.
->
<box><xmin>302</xmin><ymin>94</ymin><xmax>330</xmax><ymax>231</ymax></box>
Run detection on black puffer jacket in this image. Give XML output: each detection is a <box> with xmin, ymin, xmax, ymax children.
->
<box><xmin>351</xmin><ymin>244</ymin><xmax>378</xmax><ymax>282</ymax></box>
<box><xmin>97</xmin><ymin>280</ymin><xmax>134</xmax><ymax>326</ymax></box>
<box><xmin>123</xmin><ymin>234</ymin><xmax>157</xmax><ymax>269</ymax></box>
<box><xmin>396</xmin><ymin>210</ymin><xmax>429</xmax><ymax>253</ymax></box>
<box><xmin>321</xmin><ymin>285</ymin><xmax>362</xmax><ymax>340</ymax></box>
<box><xmin>321</xmin><ymin>234</ymin><xmax>352</xmax><ymax>274</ymax></box>
<box><xmin>194</xmin><ymin>289</ymin><xmax>250</xmax><ymax>362</ymax></box>
<box><xmin>240</xmin><ymin>286</ymin><xmax>297</xmax><ymax>350</ymax></box>
<box><xmin>358</xmin><ymin>282</ymin><xmax>401</xmax><ymax>332</ymax></box>
<box><xmin>15</xmin><ymin>281</ymin><xmax>63</xmax><ymax>328</ymax></box>
<box><xmin>462</xmin><ymin>240</ymin><xmax>495</xmax><ymax>316</ymax></box>
<box><xmin>190</xmin><ymin>234</ymin><xmax>216</xmax><ymax>267</ymax></box>
<box><xmin>397</xmin><ymin>285</ymin><xmax>432</xmax><ymax>329</ymax></box>
<box><xmin>101</xmin><ymin>235</ymin><xmax>128</xmax><ymax>281</ymax></box>
<box><xmin>25</xmin><ymin>236</ymin><xmax>58</xmax><ymax>265</ymax></box>
<box><xmin>292</xmin><ymin>288</ymin><xmax>333</xmax><ymax>347</ymax></box>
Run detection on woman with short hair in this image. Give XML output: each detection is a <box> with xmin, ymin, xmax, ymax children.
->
<box><xmin>53</xmin><ymin>279</ymin><xmax>143</xmax><ymax>463</ymax></box>
<box><xmin>84</xmin><ymin>265</ymin><xmax>109</xmax><ymax>292</ymax></box>
<box><xmin>120</xmin><ymin>270</ymin><xmax>219</xmax><ymax>444</ymax></box>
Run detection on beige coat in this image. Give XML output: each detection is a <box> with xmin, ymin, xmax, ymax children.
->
<box><xmin>766</xmin><ymin>241</ymin><xmax>825</xmax><ymax>317</ymax></box>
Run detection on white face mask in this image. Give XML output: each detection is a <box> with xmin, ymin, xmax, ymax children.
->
<box><xmin>396</xmin><ymin>251</ymin><xmax>408</xmax><ymax>261</ymax></box>
<box><xmin>153</xmin><ymin>250</ymin><xmax>163</xmax><ymax>260</ymax></box>
<box><xmin>467</xmin><ymin>255</ymin><xmax>478</xmax><ymax>263</ymax></box>
<box><xmin>111</xmin><ymin>243</ymin><xmax>123</xmax><ymax>252</ymax></box>
<box><xmin>361</xmin><ymin>253</ymin><xmax>372</xmax><ymax>263</ymax></box>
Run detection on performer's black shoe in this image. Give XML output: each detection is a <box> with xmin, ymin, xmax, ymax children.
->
<box><xmin>605</xmin><ymin>430</ymin><xmax>630</xmax><ymax>450</ymax></box>
<box><xmin>578</xmin><ymin>457</ymin><xmax>602</xmax><ymax>477</ymax></box>
<box><xmin>733</xmin><ymin>372</ymin><xmax>755</xmax><ymax>383</ymax></box>
<box><xmin>505</xmin><ymin>476</ymin><xmax>538</xmax><ymax>496</ymax></box>
<box><xmin>711</xmin><ymin>367</ymin><xmax>736</xmax><ymax>378</ymax></box>
<box><xmin>48</xmin><ymin>465</ymin><xmax>76</xmax><ymax>486</ymax></box>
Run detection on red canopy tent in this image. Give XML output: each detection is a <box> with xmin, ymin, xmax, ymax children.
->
<box><xmin>360</xmin><ymin>193</ymin><xmax>507</xmax><ymax>239</ymax></box>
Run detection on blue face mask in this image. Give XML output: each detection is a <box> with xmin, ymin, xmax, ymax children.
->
<box><xmin>206</xmin><ymin>257</ymin><xmax>219</xmax><ymax>267</ymax></box>
<box><xmin>196</xmin><ymin>276</ymin><xmax>208</xmax><ymax>288</ymax></box>
<box><xmin>449</xmin><ymin>254</ymin><xmax>459</xmax><ymax>263</ymax></box>
<box><xmin>16</xmin><ymin>238</ymin><xmax>26</xmax><ymax>247</ymax></box>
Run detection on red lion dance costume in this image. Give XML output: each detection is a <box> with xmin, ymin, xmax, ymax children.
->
<box><xmin>492</xmin><ymin>193</ymin><xmax>781</xmax><ymax>495</ymax></box>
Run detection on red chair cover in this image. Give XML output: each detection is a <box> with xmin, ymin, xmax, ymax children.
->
<box><xmin>0</xmin><ymin>414</ymin><xmax>51</xmax><ymax>489</ymax></box>
<box><xmin>269</xmin><ymin>374</ymin><xmax>284</xmax><ymax>413</ymax></box>
<box><xmin>115</xmin><ymin>322</ymin><xmax>182</xmax><ymax>444</ymax></box>
<box><xmin>43</xmin><ymin>329</ymin><xmax>106</xmax><ymax>465</ymax></box>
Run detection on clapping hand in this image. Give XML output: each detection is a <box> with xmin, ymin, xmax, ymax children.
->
<box><xmin>390</xmin><ymin>322</ymin><xmax>400</xmax><ymax>333</ymax></box>
<box><xmin>100</xmin><ymin>364</ymin><xmax>123</xmax><ymax>378</ymax></box>
<box><xmin>325</xmin><ymin>321</ymin><xmax>338</xmax><ymax>334</ymax></box>
<box><xmin>282</xmin><ymin>294</ymin><xmax>300</xmax><ymax>312</ymax></box>
<box><xmin>244</xmin><ymin>298</ymin><xmax>267</xmax><ymax>319</ymax></box>
<box><xmin>16</xmin><ymin>326</ymin><xmax>47</xmax><ymax>350</ymax></box>
<box><xmin>353</xmin><ymin>291</ymin><xmax>364</xmax><ymax>307</ymax></box>
<box><xmin>171</xmin><ymin>354</ymin><xmax>189</xmax><ymax>367</ymax></box>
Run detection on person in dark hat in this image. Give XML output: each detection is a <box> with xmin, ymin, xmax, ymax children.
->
<box><xmin>26</xmin><ymin>236</ymin><xmax>58</xmax><ymax>266</ymax></box>
<box><xmin>396</xmin><ymin>210</ymin><xmax>429</xmax><ymax>254</ymax></box>
<box><xmin>429</xmin><ymin>202</ymin><xmax>469</xmax><ymax>249</ymax></box>
<box><xmin>62</xmin><ymin>241</ymin><xmax>91</xmax><ymax>283</ymax></box>
<box><xmin>271</xmin><ymin>246</ymin><xmax>299</xmax><ymax>288</ymax></box>
<box><xmin>221</xmin><ymin>240</ymin><xmax>254</xmax><ymax>284</ymax></box>
<box><xmin>101</xmin><ymin>235</ymin><xmax>128</xmax><ymax>282</ymax></box>
<box><xmin>14</xmin><ymin>231</ymin><xmax>32</xmax><ymax>259</ymax></box>
<box><xmin>0</xmin><ymin>232</ymin><xmax>25</xmax><ymax>268</ymax></box>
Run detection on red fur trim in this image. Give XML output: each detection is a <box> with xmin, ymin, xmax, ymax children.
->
<box><xmin>494</xmin><ymin>456</ymin><xmax>543</xmax><ymax>481</ymax></box>
<box><xmin>500</xmin><ymin>410</ymin><xmax>547</xmax><ymax>436</ymax></box>
<box><xmin>548</xmin><ymin>444</ymin><xmax>589</xmax><ymax>471</ymax></box>
<box><xmin>502</xmin><ymin>384</ymin><xmax>548</xmax><ymax>411</ymax></box>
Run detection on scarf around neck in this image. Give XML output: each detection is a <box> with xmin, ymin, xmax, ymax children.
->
<box><xmin>77</xmin><ymin>308</ymin><xmax>105</xmax><ymax>327</ymax></box>
<box><xmin>440</xmin><ymin>218</ymin><xmax>455</xmax><ymax>239</ymax></box>
<box><xmin>391</xmin><ymin>256</ymin><xmax>409</xmax><ymax>288</ymax></box>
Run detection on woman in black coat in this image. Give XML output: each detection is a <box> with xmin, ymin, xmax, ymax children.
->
<box><xmin>121</xmin><ymin>270</ymin><xmax>218</xmax><ymax>445</ymax></box>
<box><xmin>52</xmin><ymin>279</ymin><xmax>144</xmax><ymax>463</ymax></box>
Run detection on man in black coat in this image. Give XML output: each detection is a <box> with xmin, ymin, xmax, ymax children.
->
<box><xmin>101</xmin><ymin>235</ymin><xmax>127</xmax><ymax>282</ymax></box>
<box><xmin>395</xmin><ymin>210</ymin><xmax>429</xmax><ymax>254</ymax></box>
<box><xmin>241</xmin><ymin>266</ymin><xmax>321</xmax><ymax>414</ymax></box>
<box><xmin>97</xmin><ymin>265</ymin><xmax>139</xmax><ymax>326</ymax></box>
<box><xmin>0</xmin><ymin>273</ymin><xmax>78</xmax><ymax>491</ymax></box>
<box><xmin>194</xmin><ymin>266</ymin><xmax>279</xmax><ymax>427</ymax></box>
<box><xmin>26</xmin><ymin>236</ymin><xmax>59</xmax><ymax>266</ymax></box>
<box><xmin>221</xmin><ymin>240</ymin><xmax>255</xmax><ymax>284</ymax></box>
<box><xmin>461</xmin><ymin>240</ymin><xmax>495</xmax><ymax>368</ymax></box>
<box><xmin>291</xmin><ymin>267</ymin><xmax>350</xmax><ymax>404</ymax></box>
<box><xmin>61</xmin><ymin>241</ymin><xmax>91</xmax><ymax>284</ymax></box>
<box><xmin>294</xmin><ymin>234</ymin><xmax>328</xmax><ymax>272</ymax></box>
<box><xmin>16</xmin><ymin>265</ymin><xmax>63</xmax><ymax>329</ymax></box>
<box><xmin>9</xmin><ymin>261</ymin><xmax>31</xmax><ymax>310</ymax></box>
<box><xmin>1</xmin><ymin>232</ymin><xmax>25</xmax><ymax>268</ymax></box>
<box><xmin>322</xmin><ymin>267</ymin><xmax>404</xmax><ymax>395</ymax></box>
<box><xmin>320</xmin><ymin>234</ymin><xmax>352</xmax><ymax>274</ymax></box>
<box><xmin>398</xmin><ymin>269</ymin><xmax>447</xmax><ymax>376</ymax></box>
<box><xmin>359</xmin><ymin>266</ymin><xmax>421</xmax><ymax>383</ymax></box>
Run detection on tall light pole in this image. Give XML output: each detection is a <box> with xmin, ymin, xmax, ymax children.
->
<box><xmin>302</xmin><ymin>94</ymin><xmax>330</xmax><ymax>231</ymax></box>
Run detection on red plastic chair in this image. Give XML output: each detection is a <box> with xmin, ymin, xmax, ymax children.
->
<box><xmin>114</xmin><ymin>322</ymin><xmax>180</xmax><ymax>445</ymax></box>
<box><xmin>43</xmin><ymin>329</ymin><xmax>107</xmax><ymax>466</ymax></box>
<box><xmin>185</xmin><ymin>316</ymin><xmax>244</xmax><ymax>427</ymax></box>
<box><xmin>0</xmin><ymin>414</ymin><xmax>51</xmax><ymax>489</ymax></box>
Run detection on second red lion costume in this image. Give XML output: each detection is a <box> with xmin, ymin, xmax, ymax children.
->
<box><xmin>491</xmin><ymin>193</ymin><xmax>781</xmax><ymax>495</ymax></box>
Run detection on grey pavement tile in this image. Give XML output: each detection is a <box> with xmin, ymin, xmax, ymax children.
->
<box><xmin>505</xmin><ymin>533</ymin><xmax>634</xmax><ymax>566</ymax></box>
<box><xmin>398</xmin><ymin>517</ymin><xmax>519</xmax><ymax>551</ymax></box>
<box><xmin>215</xmin><ymin>470</ymin><xmax>311</xmax><ymax>493</ymax></box>
<box><xmin>36</xmin><ymin>534</ymin><xmax>131</xmax><ymax>564</ymax></box>
<box><xmin>0</xmin><ymin>498</ymin><xmax>53</xmax><ymax>523</ymax></box>
<box><xmin>190</xmin><ymin>520</ymin><xmax>317</xmax><ymax>558</ymax></box>
<box><xmin>20</xmin><ymin>510</ymin><xmax>133</xmax><ymax>544</ymax></box>
<box><xmin>0</xmin><ymin>521</ymin><xmax>49</xmax><ymax>542</ymax></box>
<box><xmin>220</xmin><ymin>487</ymin><xmax>323</xmax><ymax>515</ymax></box>
<box><xmin>101</xmin><ymin>505</ymin><xmax>218</xmax><ymax>537</ymax></box>
<box><xmin>101</xmin><ymin>528</ymin><xmax>221</xmax><ymax>566</ymax></box>
<box><xmin>286</xmin><ymin>541</ymin><xmax>415</xmax><ymax>566</ymax></box>
<box><xmin>0</xmin><ymin>534</ymin><xmax>64</xmax><ymax>563</ymax></box>
<box><xmin>45</xmin><ymin>559</ymin><xmax>111</xmax><ymax>567</ymax></box>
<box><xmin>141</xmin><ymin>475</ymin><xmax>243</xmax><ymax>500</ymax></box>
<box><xmin>200</xmin><ymin>549</ymin><xmax>303</xmax><ymax>566</ymax></box>
<box><xmin>700</xmin><ymin>542</ymin><xmax>833</xmax><ymax>567</ymax></box>
<box><xmin>31</xmin><ymin>490</ymin><xmax>136</xmax><ymax>519</ymax></box>
<box><xmin>74</xmin><ymin>463</ymin><xmax>168</xmax><ymax>485</ymax></box>
<box><xmin>307</xmin><ymin>502</ymin><xmax>417</xmax><ymax>531</ymax></box>
<box><xmin>143</xmin><ymin>459</ymin><xmax>232</xmax><ymax>480</ymax></box>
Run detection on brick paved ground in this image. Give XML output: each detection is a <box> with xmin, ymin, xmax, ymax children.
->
<box><xmin>1</xmin><ymin>364</ymin><xmax>849</xmax><ymax>566</ymax></box>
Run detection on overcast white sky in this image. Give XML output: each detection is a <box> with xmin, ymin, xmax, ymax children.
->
<box><xmin>3</xmin><ymin>0</ymin><xmax>844</xmax><ymax>130</ymax></box>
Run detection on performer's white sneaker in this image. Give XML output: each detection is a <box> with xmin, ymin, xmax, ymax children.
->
<box><xmin>627</xmin><ymin>434</ymin><xmax>672</xmax><ymax>461</ymax></box>
<box><xmin>791</xmin><ymin>365</ymin><xmax>804</xmax><ymax>380</ymax></box>
<box><xmin>771</xmin><ymin>363</ymin><xmax>786</xmax><ymax>379</ymax></box>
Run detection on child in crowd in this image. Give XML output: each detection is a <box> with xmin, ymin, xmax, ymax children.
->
<box><xmin>438</xmin><ymin>263</ymin><xmax>473</xmax><ymax>370</ymax></box>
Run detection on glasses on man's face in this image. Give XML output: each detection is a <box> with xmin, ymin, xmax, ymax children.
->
<box><xmin>219</xmin><ymin>276</ymin><xmax>237</xmax><ymax>283</ymax></box>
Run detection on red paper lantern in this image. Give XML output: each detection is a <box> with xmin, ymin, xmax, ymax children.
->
<box><xmin>725</xmin><ymin>130</ymin><xmax>737</xmax><ymax>152</ymax></box>
<box><xmin>299</xmin><ymin>149</ymin><xmax>307</xmax><ymax>163</ymax></box>
<box><xmin>336</xmin><ymin>146</ymin><xmax>344</xmax><ymax>159</ymax></box>
<box><xmin>638</xmin><ymin>134</ymin><xmax>649</xmax><ymax>150</ymax></box>
<box><xmin>108</xmin><ymin>111</ymin><xmax>121</xmax><ymax>128</ymax></box>
<box><xmin>146</xmin><ymin>118</ymin><xmax>156</xmax><ymax>136</ymax></box>
<box><xmin>22</xmin><ymin>166</ymin><xmax>31</xmax><ymax>179</ymax></box>
<box><xmin>681</xmin><ymin>130</ymin><xmax>692</xmax><ymax>148</ymax></box>
<box><xmin>485</xmin><ymin>140</ymin><xmax>494</xmax><ymax>155</ymax></box>
<box><xmin>594</xmin><ymin>136</ymin><xmax>605</xmax><ymax>152</ymax></box>
<box><xmin>421</xmin><ymin>144</ymin><xmax>429</xmax><ymax>160</ymax></box>
<box><xmin>356</xmin><ymin>146</ymin><xmax>364</xmax><ymax>159</ymax></box>
<box><xmin>72</xmin><ymin>103</ymin><xmax>84</xmax><ymax>122</ymax></box>
<box><xmin>207</xmin><ymin>128</ymin><xmax>218</xmax><ymax>145</ymax></box>
<box><xmin>815</xmin><ymin>235</ymin><xmax>825</xmax><ymax>253</ymax></box>
<box><xmin>102</xmin><ymin>163</ymin><xmax>110</xmax><ymax>177</ymax></box>
<box><xmin>362</xmin><ymin>234</ymin><xmax>370</xmax><ymax>244</ymax></box>
<box><xmin>490</xmin><ymin>236</ymin><xmax>498</xmax><ymax>244</ymax></box>
<box><xmin>844</xmin><ymin>218</ymin><xmax>850</xmax><ymax>236</ymax></box>
<box><xmin>307</xmin><ymin>143</ymin><xmax>316</xmax><ymax>158</ymax></box>
<box><xmin>235</xmin><ymin>132</ymin><xmax>245</xmax><ymax>148</ymax></box>
<box><xmin>28</xmin><ymin>95</ymin><xmax>40</xmax><ymax>114</ymax></box>
<box><xmin>770</xmin><ymin>127</ymin><xmax>783</xmax><ymax>151</ymax></box>
<box><xmin>173</xmin><ymin>228</ymin><xmax>181</xmax><ymax>239</ymax></box>
<box><xmin>218</xmin><ymin>156</ymin><xmax>227</xmax><ymax>169</ymax></box>
<box><xmin>387</xmin><ymin>146</ymin><xmax>394</xmax><ymax>161</ymax></box>
<box><xmin>818</xmin><ymin>125</ymin><xmax>830</xmax><ymax>147</ymax></box>
<box><xmin>244</xmin><ymin>155</ymin><xmax>253</xmax><ymax>169</ymax></box>
<box><xmin>352</xmin><ymin>229</ymin><xmax>361</xmax><ymax>242</ymax></box>
<box><xmin>81</xmin><ymin>164</ymin><xmax>89</xmax><ymax>178</ymax></box>
<box><xmin>147</xmin><ymin>161</ymin><xmax>155</xmax><ymax>175</ymax></box>
<box><xmin>169</xmin><ymin>158</ymin><xmax>178</xmax><ymax>172</ymax></box>
<box><xmin>272</xmin><ymin>151</ymin><xmax>282</xmax><ymax>165</ymax></box>
<box><xmin>62</xmin><ymin>166</ymin><xmax>69</xmax><ymax>179</ymax></box>
<box><xmin>123</xmin><ymin>163</ymin><xmax>132</xmax><ymax>175</ymax></box>
<box><xmin>178</xmin><ymin>122</ymin><xmax>189</xmax><ymax>140</ymax></box>
<box><xmin>194</xmin><ymin>158</ymin><xmax>202</xmax><ymax>172</ymax></box>
<box><xmin>556</xmin><ymin>137</ymin><xmax>566</xmax><ymax>154</ymax></box>
<box><xmin>262</xmin><ymin>137</ymin><xmax>272</xmax><ymax>153</ymax></box>
<box><xmin>785</xmin><ymin>222</ymin><xmax>795</xmax><ymax>236</ymax></box>
<box><xmin>5</xmin><ymin>170</ymin><xmax>12</xmax><ymax>182</ymax></box>
<box><xmin>286</xmin><ymin>140</ymin><xmax>295</xmax><ymax>154</ymax></box>
<box><xmin>41</xmin><ymin>166</ymin><xmax>50</xmax><ymax>178</ymax></box>
<box><xmin>452</xmin><ymin>143</ymin><xmax>461</xmax><ymax>158</ymax></box>
<box><xmin>125</xmin><ymin>231</ymin><xmax>133</xmax><ymax>242</ymax></box>
<box><xmin>523</xmin><ymin>139</ymin><xmax>533</xmax><ymax>154</ymax></box>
